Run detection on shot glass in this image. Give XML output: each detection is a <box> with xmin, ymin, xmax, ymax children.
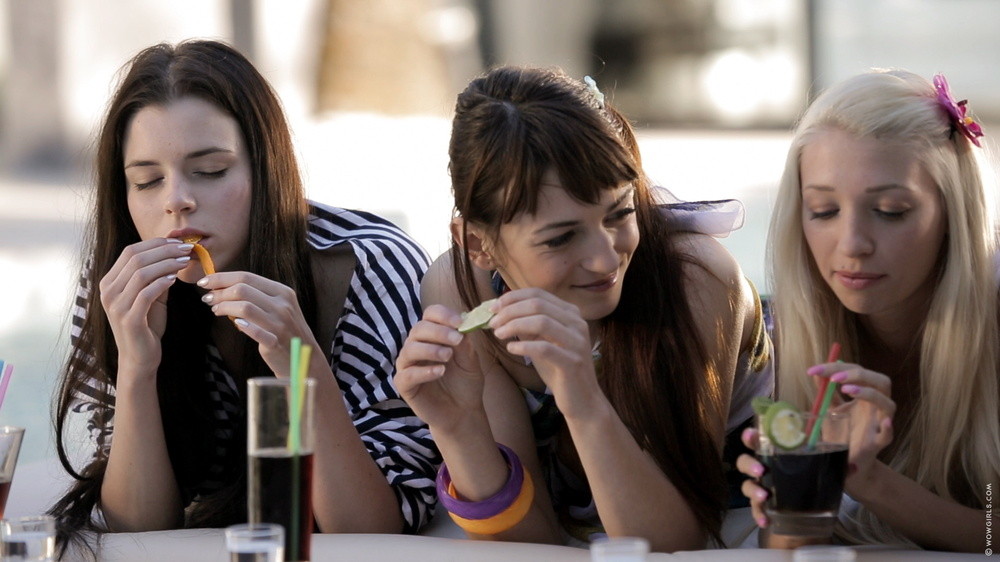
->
<box><xmin>226</xmin><ymin>523</ymin><xmax>285</xmax><ymax>562</ymax></box>
<box><xmin>590</xmin><ymin>536</ymin><xmax>649</xmax><ymax>562</ymax></box>
<box><xmin>0</xmin><ymin>515</ymin><xmax>55</xmax><ymax>562</ymax></box>
<box><xmin>0</xmin><ymin>427</ymin><xmax>25</xmax><ymax>520</ymax></box>
<box><xmin>247</xmin><ymin>377</ymin><xmax>315</xmax><ymax>562</ymax></box>
<box><xmin>757</xmin><ymin>411</ymin><xmax>850</xmax><ymax>547</ymax></box>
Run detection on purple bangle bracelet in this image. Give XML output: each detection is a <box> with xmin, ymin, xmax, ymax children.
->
<box><xmin>436</xmin><ymin>443</ymin><xmax>525</xmax><ymax>520</ymax></box>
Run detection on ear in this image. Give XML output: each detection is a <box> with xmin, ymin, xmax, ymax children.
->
<box><xmin>450</xmin><ymin>217</ymin><xmax>496</xmax><ymax>271</ymax></box>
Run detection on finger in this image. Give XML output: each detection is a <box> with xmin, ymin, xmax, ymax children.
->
<box><xmin>422</xmin><ymin>304</ymin><xmax>464</xmax><ymax>329</ymax></box>
<box><xmin>395</xmin><ymin>364</ymin><xmax>446</xmax><ymax>395</ymax></box>
<box><xmin>740</xmin><ymin>479</ymin><xmax>769</xmax><ymax>527</ymax></box>
<box><xmin>741</xmin><ymin>427</ymin><xmax>760</xmax><ymax>449</ymax></box>
<box><xmin>493</xmin><ymin>292</ymin><xmax>582</xmax><ymax>328</ymax></box>
<box><xmin>840</xmin><ymin>385</ymin><xmax>896</xmax><ymax>417</ymax></box>
<box><xmin>506</xmin><ymin>339</ymin><xmax>580</xmax><ymax>367</ymax></box>
<box><xmin>493</xmin><ymin>314</ymin><xmax>586</xmax><ymax>348</ymax></box>
<box><xmin>397</xmin><ymin>340</ymin><xmax>454</xmax><ymax>368</ymax></box>
<box><xmin>808</xmin><ymin>363</ymin><xmax>891</xmax><ymax>395</ymax></box>
<box><xmin>735</xmin><ymin>453</ymin><xmax>765</xmax><ymax>478</ymax></box>
<box><xmin>232</xmin><ymin>317</ymin><xmax>279</xmax><ymax>349</ymax></box>
<box><xmin>873</xmin><ymin>416</ymin><xmax>894</xmax><ymax>449</ymax></box>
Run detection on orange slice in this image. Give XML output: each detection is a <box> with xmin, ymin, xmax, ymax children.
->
<box><xmin>181</xmin><ymin>236</ymin><xmax>216</xmax><ymax>275</ymax></box>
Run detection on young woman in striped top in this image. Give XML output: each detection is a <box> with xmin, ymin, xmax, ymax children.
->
<box><xmin>48</xmin><ymin>40</ymin><xmax>438</xmax><ymax>551</ymax></box>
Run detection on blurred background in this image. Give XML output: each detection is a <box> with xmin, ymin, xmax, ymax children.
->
<box><xmin>1</xmin><ymin>0</ymin><xmax>999</xmax><ymax>514</ymax></box>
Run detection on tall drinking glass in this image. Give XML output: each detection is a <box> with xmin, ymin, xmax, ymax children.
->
<box><xmin>248</xmin><ymin>378</ymin><xmax>315</xmax><ymax>562</ymax></box>
<box><xmin>757</xmin><ymin>411</ymin><xmax>850</xmax><ymax>548</ymax></box>
<box><xmin>0</xmin><ymin>427</ymin><xmax>25</xmax><ymax>519</ymax></box>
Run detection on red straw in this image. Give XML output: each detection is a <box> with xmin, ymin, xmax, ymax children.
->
<box><xmin>806</xmin><ymin>342</ymin><xmax>840</xmax><ymax>435</ymax></box>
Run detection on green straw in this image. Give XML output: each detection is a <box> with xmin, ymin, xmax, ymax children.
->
<box><xmin>287</xmin><ymin>337</ymin><xmax>303</xmax><ymax>562</ymax></box>
<box><xmin>806</xmin><ymin>379</ymin><xmax>839</xmax><ymax>450</ymax></box>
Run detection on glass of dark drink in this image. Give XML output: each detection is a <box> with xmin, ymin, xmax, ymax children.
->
<box><xmin>0</xmin><ymin>426</ymin><xmax>24</xmax><ymax>519</ymax></box>
<box><xmin>757</xmin><ymin>411</ymin><xmax>850</xmax><ymax>546</ymax></box>
<box><xmin>247</xmin><ymin>378</ymin><xmax>315</xmax><ymax>562</ymax></box>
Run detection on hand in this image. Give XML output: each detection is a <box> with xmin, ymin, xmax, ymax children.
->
<box><xmin>196</xmin><ymin>271</ymin><xmax>320</xmax><ymax>377</ymax></box>
<box><xmin>100</xmin><ymin>238</ymin><xmax>193</xmax><ymax>381</ymax></box>
<box><xmin>735</xmin><ymin>428</ymin><xmax>771</xmax><ymax>528</ymax></box>
<box><xmin>394</xmin><ymin>305</ymin><xmax>485</xmax><ymax>431</ymax></box>
<box><xmin>489</xmin><ymin>288</ymin><xmax>599</xmax><ymax>418</ymax></box>
<box><xmin>807</xmin><ymin>362</ymin><xmax>895</xmax><ymax>494</ymax></box>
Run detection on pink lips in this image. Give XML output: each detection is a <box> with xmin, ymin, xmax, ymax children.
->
<box><xmin>834</xmin><ymin>271</ymin><xmax>885</xmax><ymax>290</ymax></box>
<box><xmin>574</xmin><ymin>274</ymin><xmax>617</xmax><ymax>292</ymax></box>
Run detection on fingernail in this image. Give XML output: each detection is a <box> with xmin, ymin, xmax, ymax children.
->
<box><xmin>177</xmin><ymin>243</ymin><xmax>194</xmax><ymax>250</ymax></box>
<box><xmin>848</xmin><ymin>462</ymin><xmax>858</xmax><ymax>476</ymax></box>
<box><xmin>757</xmin><ymin>516</ymin><xmax>768</xmax><ymax>528</ymax></box>
<box><xmin>831</xmin><ymin>372</ymin><xmax>847</xmax><ymax>383</ymax></box>
<box><xmin>432</xmin><ymin>365</ymin><xmax>445</xmax><ymax>376</ymax></box>
<box><xmin>165</xmin><ymin>274</ymin><xmax>177</xmax><ymax>282</ymax></box>
<box><xmin>447</xmin><ymin>331</ymin><xmax>462</xmax><ymax>345</ymax></box>
<box><xmin>197</xmin><ymin>278</ymin><xmax>208</xmax><ymax>287</ymax></box>
<box><xmin>234</xmin><ymin>318</ymin><xmax>249</xmax><ymax>328</ymax></box>
<box><xmin>753</xmin><ymin>464</ymin><xmax>764</xmax><ymax>477</ymax></box>
<box><xmin>755</xmin><ymin>489</ymin><xmax>768</xmax><ymax>501</ymax></box>
<box><xmin>438</xmin><ymin>347</ymin><xmax>452</xmax><ymax>361</ymax></box>
<box><xmin>806</xmin><ymin>365</ymin><xmax>823</xmax><ymax>376</ymax></box>
<box><xmin>741</xmin><ymin>427</ymin><xmax>754</xmax><ymax>442</ymax></box>
<box><xmin>841</xmin><ymin>384</ymin><xmax>860</xmax><ymax>395</ymax></box>
<box><xmin>176</xmin><ymin>256</ymin><xmax>191</xmax><ymax>263</ymax></box>
<box><xmin>201</xmin><ymin>293</ymin><xmax>214</xmax><ymax>303</ymax></box>
<box><xmin>166</xmin><ymin>238</ymin><xmax>182</xmax><ymax>243</ymax></box>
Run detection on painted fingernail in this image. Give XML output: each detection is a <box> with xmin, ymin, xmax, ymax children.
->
<box><xmin>165</xmin><ymin>274</ymin><xmax>177</xmax><ymax>282</ymax></box>
<box><xmin>757</xmin><ymin>516</ymin><xmax>768</xmax><ymax>528</ymax></box>
<box><xmin>177</xmin><ymin>243</ymin><xmax>194</xmax><ymax>251</ymax></box>
<box><xmin>753</xmin><ymin>464</ymin><xmax>764</xmax><ymax>477</ymax></box>
<box><xmin>176</xmin><ymin>256</ymin><xmax>191</xmax><ymax>263</ymax></box>
<box><xmin>234</xmin><ymin>318</ymin><xmax>249</xmax><ymax>328</ymax></box>
<box><xmin>806</xmin><ymin>365</ymin><xmax>823</xmax><ymax>376</ymax></box>
<box><xmin>831</xmin><ymin>372</ymin><xmax>847</xmax><ymax>383</ymax></box>
<box><xmin>755</xmin><ymin>489</ymin><xmax>768</xmax><ymax>501</ymax></box>
<box><xmin>197</xmin><ymin>278</ymin><xmax>208</xmax><ymax>287</ymax></box>
<box><xmin>201</xmin><ymin>293</ymin><xmax>214</xmax><ymax>303</ymax></box>
<box><xmin>841</xmin><ymin>384</ymin><xmax>860</xmax><ymax>395</ymax></box>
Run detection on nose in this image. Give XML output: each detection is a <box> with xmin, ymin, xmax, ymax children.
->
<box><xmin>582</xmin><ymin>228</ymin><xmax>620</xmax><ymax>274</ymax></box>
<box><xmin>162</xmin><ymin>174</ymin><xmax>196</xmax><ymax>215</ymax></box>
<box><xmin>837</xmin><ymin>212</ymin><xmax>875</xmax><ymax>258</ymax></box>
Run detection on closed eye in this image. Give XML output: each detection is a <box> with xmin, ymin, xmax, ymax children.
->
<box><xmin>195</xmin><ymin>169</ymin><xmax>228</xmax><ymax>179</ymax></box>
<box><xmin>606</xmin><ymin>207</ymin><xmax>636</xmax><ymax>223</ymax></box>
<box><xmin>808</xmin><ymin>209</ymin><xmax>838</xmax><ymax>220</ymax></box>
<box><xmin>541</xmin><ymin>230</ymin><xmax>575</xmax><ymax>248</ymax></box>
<box><xmin>875</xmin><ymin>209</ymin><xmax>907</xmax><ymax>220</ymax></box>
<box><xmin>134</xmin><ymin>178</ymin><xmax>163</xmax><ymax>190</ymax></box>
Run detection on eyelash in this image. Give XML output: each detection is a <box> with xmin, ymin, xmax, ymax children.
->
<box><xmin>132</xmin><ymin>169</ymin><xmax>228</xmax><ymax>190</ymax></box>
<box><xmin>808</xmin><ymin>209</ymin><xmax>909</xmax><ymax>221</ymax></box>
<box><xmin>541</xmin><ymin>207</ymin><xmax>636</xmax><ymax>248</ymax></box>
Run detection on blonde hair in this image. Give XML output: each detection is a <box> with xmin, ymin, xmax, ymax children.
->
<box><xmin>768</xmin><ymin>69</ymin><xmax>1000</xmax><ymax>545</ymax></box>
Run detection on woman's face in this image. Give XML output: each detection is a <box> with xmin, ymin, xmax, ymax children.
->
<box><xmin>123</xmin><ymin>96</ymin><xmax>252</xmax><ymax>283</ymax></box>
<box><xmin>490</xmin><ymin>169</ymin><xmax>639</xmax><ymax>321</ymax></box>
<box><xmin>800</xmin><ymin>128</ymin><xmax>947</xmax><ymax>321</ymax></box>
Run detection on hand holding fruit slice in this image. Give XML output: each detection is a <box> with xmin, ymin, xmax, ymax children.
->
<box><xmin>457</xmin><ymin>298</ymin><xmax>497</xmax><ymax>333</ymax></box>
<box><xmin>181</xmin><ymin>236</ymin><xmax>216</xmax><ymax>275</ymax></box>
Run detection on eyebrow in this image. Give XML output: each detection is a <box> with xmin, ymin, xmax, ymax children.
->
<box><xmin>803</xmin><ymin>184</ymin><xmax>911</xmax><ymax>194</ymax></box>
<box><xmin>124</xmin><ymin>147</ymin><xmax>235</xmax><ymax>169</ymax></box>
<box><xmin>532</xmin><ymin>186</ymin><xmax>636</xmax><ymax>235</ymax></box>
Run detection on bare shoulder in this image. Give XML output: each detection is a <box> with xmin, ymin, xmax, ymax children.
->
<box><xmin>672</xmin><ymin>232</ymin><xmax>755</xmax><ymax>338</ymax></box>
<box><xmin>419</xmin><ymin>250</ymin><xmax>494</xmax><ymax>311</ymax></box>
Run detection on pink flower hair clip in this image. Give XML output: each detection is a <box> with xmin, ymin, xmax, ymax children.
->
<box><xmin>933</xmin><ymin>74</ymin><xmax>984</xmax><ymax>147</ymax></box>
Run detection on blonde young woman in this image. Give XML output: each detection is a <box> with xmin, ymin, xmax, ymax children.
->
<box><xmin>738</xmin><ymin>69</ymin><xmax>1000</xmax><ymax>552</ymax></box>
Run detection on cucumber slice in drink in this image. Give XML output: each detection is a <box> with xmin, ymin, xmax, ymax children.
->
<box><xmin>458</xmin><ymin>298</ymin><xmax>497</xmax><ymax>333</ymax></box>
<box><xmin>764</xmin><ymin>401</ymin><xmax>806</xmax><ymax>450</ymax></box>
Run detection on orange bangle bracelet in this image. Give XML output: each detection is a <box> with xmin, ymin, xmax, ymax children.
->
<box><xmin>446</xmin><ymin>469</ymin><xmax>535</xmax><ymax>535</ymax></box>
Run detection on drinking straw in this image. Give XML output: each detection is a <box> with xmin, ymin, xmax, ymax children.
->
<box><xmin>805</xmin><ymin>343</ymin><xmax>841</xmax><ymax>437</ymax></box>
<box><xmin>807</xmin><ymin>379</ymin><xmax>840</xmax><ymax>450</ymax></box>
<box><xmin>0</xmin><ymin>361</ymin><xmax>13</xmax><ymax>412</ymax></box>
<box><xmin>286</xmin><ymin>338</ymin><xmax>310</xmax><ymax>562</ymax></box>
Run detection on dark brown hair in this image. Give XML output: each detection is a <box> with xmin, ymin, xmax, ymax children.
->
<box><xmin>49</xmin><ymin>39</ymin><xmax>315</xmax><ymax>553</ymax></box>
<box><xmin>448</xmin><ymin>66</ymin><xmax>726</xmax><ymax>541</ymax></box>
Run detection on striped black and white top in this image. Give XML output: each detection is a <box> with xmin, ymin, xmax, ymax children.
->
<box><xmin>70</xmin><ymin>201</ymin><xmax>440</xmax><ymax>533</ymax></box>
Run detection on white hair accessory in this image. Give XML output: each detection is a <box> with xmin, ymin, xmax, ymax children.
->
<box><xmin>583</xmin><ymin>76</ymin><xmax>605</xmax><ymax>108</ymax></box>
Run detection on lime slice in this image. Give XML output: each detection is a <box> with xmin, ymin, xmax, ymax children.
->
<box><xmin>458</xmin><ymin>298</ymin><xmax>497</xmax><ymax>333</ymax></box>
<box><xmin>764</xmin><ymin>401</ymin><xmax>806</xmax><ymax>450</ymax></box>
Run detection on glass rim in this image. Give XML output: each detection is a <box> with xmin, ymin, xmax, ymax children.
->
<box><xmin>0</xmin><ymin>426</ymin><xmax>25</xmax><ymax>436</ymax></box>
<box><xmin>247</xmin><ymin>377</ymin><xmax>316</xmax><ymax>388</ymax></box>
<box><xmin>225</xmin><ymin>522</ymin><xmax>285</xmax><ymax>538</ymax></box>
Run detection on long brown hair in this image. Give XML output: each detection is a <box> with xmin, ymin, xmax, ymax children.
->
<box><xmin>448</xmin><ymin>66</ymin><xmax>725</xmax><ymax>541</ymax></box>
<box><xmin>49</xmin><ymin>39</ymin><xmax>315</xmax><ymax>552</ymax></box>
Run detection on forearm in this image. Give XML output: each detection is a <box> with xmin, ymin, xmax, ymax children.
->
<box><xmin>432</xmin><ymin>405</ymin><xmax>563</xmax><ymax>544</ymax></box>
<box><xmin>565</xmin><ymin>398</ymin><xmax>705</xmax><ymax>552</ymax></box>
<box><xmin>849</xmin><ymin>461</ymin><xmax>986</xmax><ymax>552</ymax></box>
<box><xmin>101</xmin><ymin>374</ymin><xmax>183</xmax><ymax>531</ymax></box>
<box><xmin>309</xmin><ymin>375</ymin><xmax>403</xmax><ymax>533</ymax></box>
